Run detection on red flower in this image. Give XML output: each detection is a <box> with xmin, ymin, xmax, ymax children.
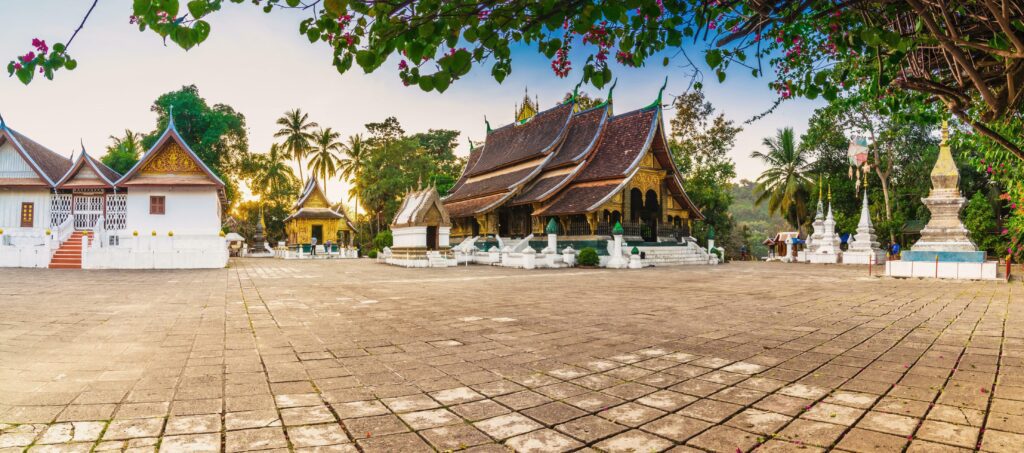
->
<box><xmin>20</xmin><ymin>52</ymin><xmax>35</xmax><ymax>63</ymax></box>
<box><xmin>32</xmin><ymin>38</ymin><xmax>48</xmax><ymax>53</ymax></box>
<box><xmin>13</xmin><ymin>63</ymin><xmax>22</xmax><ymax>70</ymax></box>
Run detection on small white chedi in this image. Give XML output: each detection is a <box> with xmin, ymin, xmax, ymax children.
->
<box><xmin>843</xmin><ymin>187</ymin><xmax>886</xmax><ymax>265</ymax></box>
<box><xmin>807</xmin><ymin>186</ymin><xmax>842</xmax><ymax>264</ymax></box>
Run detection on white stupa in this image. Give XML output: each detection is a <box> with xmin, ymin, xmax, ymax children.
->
<box><xmin>844</xmin><ymin>187</ymin><xmax>885</xmax><ymax>265</ymax></box>
<box><xmin>808</xmin><ymin>185</ymin><xmax>842</xmax><ymax>263</ymax></box>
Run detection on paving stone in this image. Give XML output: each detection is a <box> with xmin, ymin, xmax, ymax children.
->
<box><xmin>225</xmin><ymin>410</ymin><xmax>281</xmax><ymax>430</ymax></box>
<box><xmin>225</xmin><ymin>427</ymin><xmax>288</xmax><ymax>452</ymax></box>
<box><xmin>418</xmin><ymin>424</ymin><xmax>490</xmax><ymax>450</ymax></box>
<box><xmin>397</xmin><ymin>408</ymin><xmax>460</xmax><ymax>430</ymax></box>
<box><xmin>474</xmin><ymin>413</ymin><xmax>543</xmax><ymax>440</ymax></box>
<box><xmin>555</xmin><ymin>415</ymin><xmax>628</xmax><ymax>443</ymax></box>
<box><xmin>856</xmin><ymin>411</ymin><xmax>918</xmax><ymax>436</ymax></box>
<box><xmin>594</xmin><ymin>429</ymin><xmax>674</xmax><ymax>452</ymax></box>
<box><xmin>504</xmin><ymin>429</ymin><xmax>582</xmax><ymax>452</ymax></box>
<box><xmin>917</xmin><ymin>420</ymin><xmax>979</xmax><ymax>448</ymax></box>
<box><xmin>640</xmin><ymin>414</ymin><xmax>711</xmax><ymax>442</ymax></box>
<box><xmin>685</xmin><ymin>425</ymin><xmax>760</xmax><ymax>451</ymax></box>
<box><xmin>356</xmin><ymin>432</ymin><xmax>433</xmax><ymax>453</ymax></box>
<box><xmin>834</xmin><ymin>427</ymin><xmax>908</xmax><ymax>452</ymax></box>
<box><xmin>103</xmin><ymin>418</ymin><xmax>164</xmax><ymax>440</ymax></box>
<box><xmin>343</xmin><ymin>415</ymin><xmax>408</xmax><ymax>439</ymax></box>
<box><xmin>286</xmin><ymin>423</ymin><xmax>350</xmax><ymax>447</ymax></box>
<box><xmin>522</xmin><ymin>401</ymin><xmax>586</xmax><ymax>426</ymax></box>
<box><xmin>451</xmin><ymin>399</ymin><xmax>510</xmax><ymax>421</ymax></box>
<box><xmin>598</xmin><ymin>402</ymin><xmax>666</xmax><ymax>427</ymax></box>
<box><xmin>636</xmin><ymin>390</ymin><xmax>697</xmax><ymax>411</ymax></box>
<box><xmin>725</xmin><ymin>408</ymin><xmax>792</xmax><ymax>434</ymax></box>
<box><xmin>165</xmin><ymin>414</ymin><xmax>220</xmax><ymax>435</ymax></box>
<box><xmin>159</xmin><ymin>433</ymin><xmax>220</xmax><ymax>452</ymax></box>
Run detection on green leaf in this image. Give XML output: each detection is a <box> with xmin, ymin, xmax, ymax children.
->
<box><xmin>133</xmin><ymin>0</ymin><xmax>151</xmax><ymax>15</ymax></box>
<box><xmin>53</xmin><ymin>43</ymin><xmax>66</xmax><ymax>53</ymax></box>
<box><xmin>16</xmin><ymin>67</ymin><xmax>33</xmax><ymax>85</ymax></box>
<box><xmin>418</xmin><ymin>23</ymin><xmax>434</xmax><ymax>39</ymax></box>
<box><xmin>716</xmin><ymin>70</ymin><xmax>726</xmax><ymax>83</ymax></box>
<box><xmin>433</xmin><ymin>71</ymin><xmax>451</xmax><ymax>92</ymax></box>
<box><xmin>187</xmin><ymin>0</ymin><xmax>208</xmax><ymax>19</ymax></box>
<box><xmin>418</xmin><ymin>75</ymin><xmax>435</xmax><ymax>91</ymax></box>
<box><xmin>355</xmin><ymin>50</ymin><xmax>377</xmax><ymax>70</ymax></box>
<box><xmin>306</xmin><ymin>27</ymin><xmax>321</xmax><ymax>43</ymax></box>
<box><xmin>449</xmin><ymin>50</ymin><xmax>471</xmax><ymax>76</ymax></box>
<box><xmin>64</xmin><ymin>59</ymin><xmax>77</xmax><ymax>70</ymax></box>
<box><xmin>705</xmin><ymin>49</ymin><xmax>722</xmax><ymax>69</ymax></box>
<box><xmin>193</xmin><ymin>20</ymin><xmax>210</xmax><ymax>43</ymax></box>
<box><xmin>463</xmin><ymin>28</ymin><xmax>477</xmax><ymax>43</ymax></box>
<box><xmin>662</xmin><ymin>57</ymin><xmax>669</xmax><ymax>66</ymax></box>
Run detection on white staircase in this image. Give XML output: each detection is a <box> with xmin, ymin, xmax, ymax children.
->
<box><xmin>426</xmin><ymin>251</ymin><xmax>451</xmax><ymax>267</ymax></box>
<box><xmin>634</xmin><ymin>242</ymin><xmax>713</xmax><ymax>266</ymax></box>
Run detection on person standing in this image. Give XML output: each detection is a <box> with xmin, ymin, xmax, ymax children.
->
<box><xmin>310</xmin><ymin>236</ymin><xmax>318</xmax><ymax>256</ymax></box>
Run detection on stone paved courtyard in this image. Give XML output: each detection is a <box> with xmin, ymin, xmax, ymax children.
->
<box><xmin>0</xmin><ymin>260</ymin><xmax>1022</xmax><ymax>452</ymax></box>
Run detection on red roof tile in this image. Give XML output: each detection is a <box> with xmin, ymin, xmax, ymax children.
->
<box><xmin>574</xmin><ymin>107</ymin><xmax>657</xmax><ymax>182</ymax></box>
<box><xmin>467</xmin><ymin>103</ymin><xmax>573</xmax><ymax>177</ymax></box>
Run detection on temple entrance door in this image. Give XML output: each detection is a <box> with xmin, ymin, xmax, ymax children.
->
<box><xmin>642</xmin><ymin>190</ymin><xmax>660</xmax><ymax>242</ymax></box>
<box><xmin>498</xmin><ymin>210</ymin><xmax>510</xmax><ymax>237</ymax></box>
<box><xmin>73</xmin><ymin>194</ymin><xmax>104</xmax><ymax>230</ymax></box>
<box><xmin>426</xmin><ymin>226</ymin><xmax>438</xmax><ymax>250</ymax></box>
<box><xmin>310</xmin><ymin>225</ymin><xmax>323</xmax><ymax>244</ymax></box>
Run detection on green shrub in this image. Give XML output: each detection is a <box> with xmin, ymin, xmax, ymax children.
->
<box><xmin>964</xmin><ymin>191</ymin><xmax>1002</xmax><ymax>254</ymax></box>
<box><xmin>711</xmin><ymin>248</ymin><xmax>722</xmax><ymax>260</ymax></box>
<box><xmin>578</xmin><ymin>247</ymin><xmax>599</xmax><ymax>266</ymax></box>
<box><xmin>367</xmin><ymin>249</ymin><xmax>379</xmax><ymax>259</ymax></box>
<box><xmin>373</xmin><ymin>230</ymin><xmax>393</xmax><ymax>250</ymax></box>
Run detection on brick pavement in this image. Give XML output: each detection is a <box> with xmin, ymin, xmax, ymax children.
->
<box><xmin>0</xmin><ymin>260</ymin><xmax>1022</xmax><ymax>452</ymax></box>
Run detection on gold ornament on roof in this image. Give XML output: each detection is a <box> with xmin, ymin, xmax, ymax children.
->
<box><xmin>142</xmin><ymin>142</ymin><xmax>203</xmax><ymax>174</ymax></box>
<box><xmin>931</xmin><ymin>120</ymin><xmax>960</xmax><ymax>190</ymax></box>
<box><xmin>515</xmin><ymin>88</ymin><xmax>539</xmax><ymax>123</ymax></box>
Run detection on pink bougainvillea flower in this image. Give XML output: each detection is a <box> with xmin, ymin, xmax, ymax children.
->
<box><xmin>20</xmin><ymin>51</ymin><xmax>35</xmax><ymax>63</ymax></box>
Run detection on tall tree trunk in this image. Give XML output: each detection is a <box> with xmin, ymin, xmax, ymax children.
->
<box><xmin>296</xmin><ymin>157</ymin><xmax>304</xmax><ymax>182</ymax></box>
<box><xmin>877</xmin><ymin>174</ymin><xmax>895</xmax><ymax>242</ymax></box>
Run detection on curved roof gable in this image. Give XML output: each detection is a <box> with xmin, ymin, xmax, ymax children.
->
<box><xmin>392</xmin><ymin>187</ymin><xmax>450</xmax><ymax>228</ymax></box>
<box><xmin>0</xmin><ymin>124</ymin><xmax>72</xmax><ymax>186</ymax></box>
<box><xmin>56</xmin><ymin>151</ymin><xmax>121</xmax><ymax>189</ymax></box>
<box><xmin>467</xmin><ymin>102</ymin><xmax>573</xmax><ymax>177</ymax></box>
<box><xmin>116</xmin><ymin>117</ymin><xmax>225</xmax><ymax>191</ymax></box>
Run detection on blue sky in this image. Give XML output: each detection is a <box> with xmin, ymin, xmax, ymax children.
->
<box><xmin>0</xmin><ymin>1</ymin><xmax>822</xmax><ymax>203</ymax></box>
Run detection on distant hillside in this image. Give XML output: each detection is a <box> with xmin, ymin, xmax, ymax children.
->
<box><xmin>730</xmin><ymin>179</ymin><xmax>793</xmax><ymax>257</ymax></box>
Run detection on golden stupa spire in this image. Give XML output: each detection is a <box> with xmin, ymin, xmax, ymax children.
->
<box><xmin>828</xmin><ymin>184</ymin><xmax>832</xmax><ymax>202</ymax></box>
<box><xmin>931</xmin><ymin>119</ymin><xmax>960</xmax><ymax>190</ymax></box>
<box><xmin>818</xmin><ymin>174</ymin><xmax>823</xmax><ymax>200</ymax></box>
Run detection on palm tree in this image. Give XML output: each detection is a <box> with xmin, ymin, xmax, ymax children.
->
<box><xmin>338</xmin><ymin>134</ymin><xmax>366</xmax><ymax>222</ymax></box>
<box><xmin>249</xmin><ymin>143</ymin><xmax>297</xmax><ymax>198</ymax></box>
<box><xmin>308</xmin><ymin>128</ymin><xmax>343</xmax><ymax>193</ymax></box>
<box><xmin>108</xmin><ymin>129</ymin><xmax>144</xmax><ymax>154</ymax></box>
<box><xmin>750</xmin><ymin>127</ymin><xmax>813</xmax><ymax>234</ymax></box>
<box><xmin>274</xmin><ymin>109</ymin><xmax>318</xmax><ymax>182</ymax></box>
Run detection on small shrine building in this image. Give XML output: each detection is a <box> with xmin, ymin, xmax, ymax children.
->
<box><xmin>284</xmin><ymin>178</ymin><xmax>356</xmax><ymax>246</ymax></box>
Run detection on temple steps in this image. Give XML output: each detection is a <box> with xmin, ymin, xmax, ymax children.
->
<box><xmin>638</xmin><ymin>246</ymin><xmax>712</xmax><ymax>266</ymax></box>
<box><xmin>49</xmin><ymin>232</ymin><xmax>85</xmax><ymax>269</ymax></box>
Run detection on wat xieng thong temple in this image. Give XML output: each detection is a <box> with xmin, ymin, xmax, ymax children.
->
<box><xmin>443</xmin><ymin>82</ymin><xmax>704</xmax><ymax>247</ymax></box>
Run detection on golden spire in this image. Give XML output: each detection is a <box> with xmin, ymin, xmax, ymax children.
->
<box><xmin>828</xmin><ymin>184</ymin><xmax>832</xmax><ymax>202</ymax></box>
<box><xmin>931</xmin><ymin>119</ymin><xmax>960</xmax><ymax>190</ymax></box>
<box><xmin>515</xmin><ymin>87</ymin><xmax>538</xmax><ymax>123</ymax></box>
<box><xmin>818</xmin><ymin>174</ymin><xmax>822</xmax><ymax>200</ymax></box>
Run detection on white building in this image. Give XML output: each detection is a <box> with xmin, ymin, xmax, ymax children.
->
<box><xmin>383</xmin><ymin>187</ymin><xmax>455</xmax><ymax>267</ymax></box>
<box><xmin>0</xmin><ymin>115</ymin><xmax>227</xmax><ymax>269</ymax></box>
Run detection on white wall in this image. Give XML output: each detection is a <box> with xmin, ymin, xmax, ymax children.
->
<box><xmin>0</xmin><ymin>188</ymin><xmax>51</xmax><ymax>230</ymax></box>
<box><xmin>125</xmin><ymin>187</ymin><xmax>221</xmax><ymax>235</ymax></box>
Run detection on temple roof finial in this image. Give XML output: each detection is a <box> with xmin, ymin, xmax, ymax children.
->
<box><xmin>647</xmin><ymin>76</ymin><xmax>669</xmax><ymax>109</ymax></box>
<box><xmin>607</xmin><ymin>78</ymin><xmax>617</xmax><ymax>104</ymax></box>
<box><xmin>468</xmin><ymin>136</ymin><xmax>474</xmax><ymax>151</ymax></box>
<box><xmin>168</xmin><ymin>105</ymin><xmax>176</xmax><ymax>130</ymax></box>
<box><xmin>0</xmin><ymin>111</ymin><xmax>6</xmax><ymax>129</ymax></box>
<box><xmin>80</xmin><ymin>138</ymin><xmax>86</xmax><ymax>155</ymax></box>
<box><xmin>485</xmin><ymin>115</ymin><xmax>492</xmax><ymax>134</ymax></box>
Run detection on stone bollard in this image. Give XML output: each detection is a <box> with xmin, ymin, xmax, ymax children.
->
<box><xmin>562</xmin><ymin>246</ymin><xmax>576</xmax><ymax>267</ymax></box>
<box><xmin>522</xmin><ymin>248</ymin><xmax>536</xmax><ymax>269</ymax></box>
<box><xmin>628</xmin><ymin>246</ymin><xmax>643</xmax><ymax>269</ymax></box>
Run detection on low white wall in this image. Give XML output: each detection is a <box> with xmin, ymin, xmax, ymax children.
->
<box><xmin>0</xmin><ymin>244</ymin><xmax>51</xmax><ymax>268</ymax></box>
<box><xmin>82</xmin><ymin>234</ymin><xmax>228</xmax><ymax>269</ymax></box>
<box><xmin>886</xmin><ymin>260</ymin><xmax>999</xmax><ymax>280</ymax></box>
<box><xmin>125</xmin><ymin>187</ymin><xmax>221</xmax><ymax>235</ymax></box>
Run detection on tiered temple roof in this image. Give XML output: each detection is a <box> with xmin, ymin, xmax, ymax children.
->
<box><xmin>0</xmin><ymin>121</ymin><xmax>73</xmax><ymax>187</ymax></box>
<box><xmin>443</xmin><ymin>87</ymin><xmax>703</xmax><ymax>220</ymax></box>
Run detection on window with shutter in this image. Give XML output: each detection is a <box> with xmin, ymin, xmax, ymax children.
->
<box><xmin>150</xmin><ymin>196</ymin><xmax>166</xmax><ymax>215</ymax></box>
